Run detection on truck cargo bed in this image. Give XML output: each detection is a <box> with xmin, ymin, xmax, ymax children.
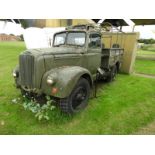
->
<box><xmin>101</xmin><ymin>48</ymin><xmax>123</xmax><ymax>69</ymax></box>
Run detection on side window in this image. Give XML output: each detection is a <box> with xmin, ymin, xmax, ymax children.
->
<box><xmin>87</xmin><ymin>26</ymin><xmax>94</xmax><ymax>30</ymax></box>
<box><xmin>89</xmin><ymin>34</ymin><xmax>101</xmax><ymax>48</ymax></box>
<box><xmin>112</xmin><ymin>44</ymin><xmax>120</xmax><ymax>48</ymax></box>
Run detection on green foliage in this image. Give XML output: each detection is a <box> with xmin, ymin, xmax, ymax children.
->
<box><xmin>19</xmin><ymin>35</ymin><xmax>24</xmax><ymax>41</ymax></box>
<box><xmin>12</xmin><ymin>95</ymin><xmax>55</xmax><ymax>121</ymax></box>
<box><xmin>20</xmin><ymin>19</ymin><xmax>29</xmax><ymax>28</ymax></box>
<box><xmin>138</xmin><ymin>39</ymin><xmax>155</xmax><ymax>44</ymax></box>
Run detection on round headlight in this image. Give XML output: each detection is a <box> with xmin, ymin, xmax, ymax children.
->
<box><xmin>12</xmin><ymin>68</ymin><xmax>19</xmax><ymax>78</ymax></box>
<box><xmin>47</xmin><ymin>78</ymin><xmax>54</xmax><ymax>85</ymax></box>
<box><xmin>12</xmin><ymin>70</ymin><xmax>19</xmax><ymax>78</ymax></box>
<box><xmin>12</xmin><ymin>72</ymin><xmax>17</xmax><ymax>77</ymax></box>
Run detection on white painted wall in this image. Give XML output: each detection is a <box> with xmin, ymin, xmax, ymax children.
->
<box><xmin>23</xmin><ymin>27</ymin><xmax>65</xmax><ymax>49</ymax></box>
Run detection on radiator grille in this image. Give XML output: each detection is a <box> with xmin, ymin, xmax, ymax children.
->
<box><xmin>19</xmin><ymin>54</ymin><xmax>34</xmax><ymax>88</ymax></box>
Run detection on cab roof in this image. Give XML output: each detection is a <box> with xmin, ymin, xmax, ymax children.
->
<box><xmin>54</xmin><ymin>30</ymin><xmax>101</xmax><ymax>36</ymax></box>
<box><xmin>55</xmin><ymin>25</ymin><xmax>101</xmax><ymax>35</ymax></box>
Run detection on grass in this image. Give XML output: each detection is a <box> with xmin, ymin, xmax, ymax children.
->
<box><xmin>134</xmin><ymin>59</ymin><xmax>155</xmax><ymax>75</ymax></box>
<box><xmin>134</xmin><ymin>120</ymin><xmax>155</xmax><ymax>134</ymax></box>
<box><xmin>1</xmin><ymin>42</ymin><xmax>155</xmax><ymax>134</ymax></box>
<box><xmin>139</xmin><ymin>44</ymin><xmax>155</xmax><ymax>53</ymax></box>
<box><xmin>137</xmin><ymin>50</ymin><xmax>155</xmax><ymax>56</ymax></box>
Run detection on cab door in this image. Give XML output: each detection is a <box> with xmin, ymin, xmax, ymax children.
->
<box><xmin>86</xmin><ymin>33</ymin><xmax>102</xmax><ymax>75</ymax></box>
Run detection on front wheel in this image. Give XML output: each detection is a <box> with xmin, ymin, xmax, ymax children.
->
<box><xmin>59</xmin><ymin>78</ymin><xmax>90</xmax><ymax>114</ymax></box>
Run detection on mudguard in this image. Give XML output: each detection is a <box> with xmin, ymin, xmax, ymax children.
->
<box><xmin>41</xmin><ymin>66</ymin><xmax>93</xmax><ymax>98</ymax></box>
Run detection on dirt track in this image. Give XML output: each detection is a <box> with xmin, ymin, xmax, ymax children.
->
<box><xmin>133</xmin><ymin>72</ymin><xmax>155</xmax><ymax>79</ymax></box>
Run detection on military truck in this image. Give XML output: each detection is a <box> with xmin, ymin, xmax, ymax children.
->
<box><xmin>12</xmin><ymin>25</ymin><xmax>123</xmax><ymax>114</ymax></box>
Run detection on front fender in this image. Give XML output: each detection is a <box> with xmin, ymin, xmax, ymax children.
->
<box><xmin>41</xmin><ymin>66</ymin><xmax>93</xmax><ymax>98</ymax></box>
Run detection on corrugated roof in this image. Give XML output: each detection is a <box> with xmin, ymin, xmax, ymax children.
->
<box><xmin>131</xmin><ymin>19</ymin><xmax>155</xmax><ymax>25</ymax></box>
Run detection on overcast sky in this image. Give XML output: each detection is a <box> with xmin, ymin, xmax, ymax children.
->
<box><xmin>0</xmin><ymin>21</ymin><xmax>24</xmax><ymax>35</ymax></box>
<box><xmin>122</xmin><ymin>25</ymin><xmax>155</xmax><ymax>39</ymax></box>
<box><xmin>1</xmin><ymin>21</ymin><xmax>155</xmax><ymax>39</ymax></box>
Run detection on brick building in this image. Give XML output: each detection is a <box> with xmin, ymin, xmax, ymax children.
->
<box><xmin>0</xmin><ymin>34</ymin><xmax>20</xmax><ymax>41</ymax></box>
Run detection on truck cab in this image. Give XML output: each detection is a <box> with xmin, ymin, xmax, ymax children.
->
<box><xmin>53</xmin><ymin>29</ymin><xmax>102</xmax><ymax>76</ymax></box>
<box><xmin>13</xmin><ymin>25</ymin><xmax>123</xmax><ymax>114</ymax></box>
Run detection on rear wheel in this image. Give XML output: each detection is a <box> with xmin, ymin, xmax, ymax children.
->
<box><xmin>106</xmin><ymin>65</ymin><xmax>117</xmax><ymax>82</ymax></box>
<box><xmin>60</xmin><ymin>78</ymin><xmax>90</xmax><ymax>114</ymax></box>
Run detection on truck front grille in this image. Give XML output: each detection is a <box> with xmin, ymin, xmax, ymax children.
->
<box><xmin>19</xmin><ymin>54</ymin><xmax>34</xmax><ymax>88</ymax></box>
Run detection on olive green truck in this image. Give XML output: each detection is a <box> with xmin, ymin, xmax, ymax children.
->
<box><xmin>13</xmin><ymin>25</ymin><xmax>123</xmax><ymax>114</ymax></box>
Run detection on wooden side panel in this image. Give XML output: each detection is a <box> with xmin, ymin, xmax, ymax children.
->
<box><xmin>102</xmin><ymin>32</ymin><xmax>139</xmax><ymax>74</ymax></box>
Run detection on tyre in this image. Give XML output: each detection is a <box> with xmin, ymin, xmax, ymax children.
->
<box><xmin>60</xmin><ymin>78</ymin><xmax>90</xmax><ymax>114</ymax></box>
<box><xmin>106</xmin><ymin>65</ymin><xmax>117</xmax><ymax>82</ymax></box>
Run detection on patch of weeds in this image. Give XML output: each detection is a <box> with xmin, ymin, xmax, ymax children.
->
<box><xmin>12</xmin><ymin>95</ymin><xmax>56</xmax><ymax>121</ymax></box>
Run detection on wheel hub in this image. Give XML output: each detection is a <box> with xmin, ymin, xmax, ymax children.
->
<box><xmin>72</xmin><ymin>87</ymin><xmax>87</xmax><ymax>109</ymax></box>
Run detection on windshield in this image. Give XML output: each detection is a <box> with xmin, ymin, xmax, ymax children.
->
<box><xmin>53</xmin><ymin>32</ymin><xmax>86</xmax><ymax>47</ymax></box>
<box><xmin>53</xmin><ymin>32</ymin><xmax>66</xmax><ymax>46</ymax></box>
